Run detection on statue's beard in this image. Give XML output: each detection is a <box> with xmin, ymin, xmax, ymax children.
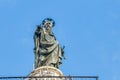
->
<box><xmin>45</xmin><ymin>26</ymin><xmax>52</xmax><ymax>33</ymax></box>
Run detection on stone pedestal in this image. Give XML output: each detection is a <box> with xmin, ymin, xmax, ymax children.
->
<box><xmin>28</xmin><ymin>66</ymin><xmax>64</xmax><ymax>80</ymax></box>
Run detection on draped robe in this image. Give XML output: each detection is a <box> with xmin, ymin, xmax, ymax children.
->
<box><xmin>34</xmin><ymin>27</ymin><xmax>63</xmax><ymax>69</ymax></box>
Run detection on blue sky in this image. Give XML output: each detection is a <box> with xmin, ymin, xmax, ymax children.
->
<box><xmin>0</xmin><ymin>0</ymin><xmax>120</xmax><ymax>80</ymax></box>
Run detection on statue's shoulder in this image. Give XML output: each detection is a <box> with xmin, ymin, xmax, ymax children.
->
<box><xmin>35</xmin><ymin>25</ymin><xmax>43</xmax><ymax>33</ymax></box>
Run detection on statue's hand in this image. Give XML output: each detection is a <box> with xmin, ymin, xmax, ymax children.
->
<box><xmin>61</xmin><ymin>45</ymin><xmax>66</xmax><ymax>60</ymax></box>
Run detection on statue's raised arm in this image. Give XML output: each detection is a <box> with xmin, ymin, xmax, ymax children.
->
<box><xmin>34</xmin><ymin>25</ymin><xmax>42</xmax><ymax>54</ymax></box>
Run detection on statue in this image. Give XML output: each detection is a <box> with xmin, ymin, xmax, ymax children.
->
<box><xmin>34</xmin><ymin>18</ymin><xmax>65</xmax><ymax>69</ymax></box>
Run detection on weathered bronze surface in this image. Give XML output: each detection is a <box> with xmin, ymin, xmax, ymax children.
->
<box><xmin>34</xmin><ymin>18</ymin><xmax>65</xmax><ymax>69</ymax></box>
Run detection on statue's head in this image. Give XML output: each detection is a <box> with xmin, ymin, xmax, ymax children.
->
<box><xmin>42</xmin><ymin>18</ymin><xmax>55</xmax><ymax>28</ymax></box>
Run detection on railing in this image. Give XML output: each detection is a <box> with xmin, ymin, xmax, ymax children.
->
<box><xmin>0</xmin><ymin>76</ymin><xmax>98</xmax><ymax>80</ymax></box>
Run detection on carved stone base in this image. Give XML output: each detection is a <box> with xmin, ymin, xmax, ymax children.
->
<box><xmin>28</xmin><ymin>66</ymin><xmax>64</xmax><ymax>80</ymax></box>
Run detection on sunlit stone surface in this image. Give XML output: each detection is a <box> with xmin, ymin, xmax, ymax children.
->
<box><xmin>28</xmin><ymin>66</ymin><xmax>65</xmax><ymax>80</ymax></box>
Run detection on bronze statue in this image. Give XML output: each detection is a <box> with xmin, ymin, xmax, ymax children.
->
<box><xmin>34</xmin><ymin>18</ymin><xmax>65</xmax><ymax>69</ymax></box>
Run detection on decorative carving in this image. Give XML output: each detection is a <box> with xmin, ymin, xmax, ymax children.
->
<box><xmin>28</xmin><ymin>66</ymin><xmax>65</xmax><ymax>80</ymax></box>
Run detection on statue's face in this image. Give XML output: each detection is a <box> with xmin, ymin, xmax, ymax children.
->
<box><xmin>44</xmin><ymin>21</ymin><xmax>53</xmax><ymax>32</ymax></box>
